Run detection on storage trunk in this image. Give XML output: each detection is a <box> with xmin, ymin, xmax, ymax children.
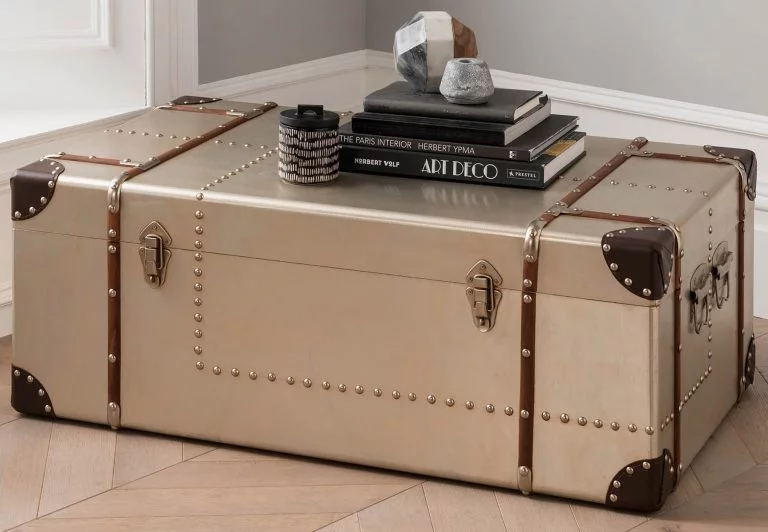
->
<box><xmin>9</xmin><ymin>97</ymin><xmax>758</xmax><ymax>512</ymax></box>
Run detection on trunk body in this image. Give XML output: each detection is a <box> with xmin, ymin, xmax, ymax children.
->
<box><xmin>10</xmin><ymin>98</ymin><xmax>757</xmax><ymax>512</ymax></box>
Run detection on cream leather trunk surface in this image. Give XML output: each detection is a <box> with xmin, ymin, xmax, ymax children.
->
<box><xmin>10</xmin><ymin>100</ymin><xmax>755</xmax><ymax>509</ymax></box>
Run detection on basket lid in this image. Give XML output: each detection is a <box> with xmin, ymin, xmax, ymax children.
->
<box><xmin>280</xmin><ymin>105</ymin><xmax>339</xmax><ymax>129</ymax></box>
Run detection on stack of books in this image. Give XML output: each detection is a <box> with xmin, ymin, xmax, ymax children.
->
<box><xmin>338</xmin><ymin>81</ymin><xmax>586</xmax><ymax>189</ymax></box>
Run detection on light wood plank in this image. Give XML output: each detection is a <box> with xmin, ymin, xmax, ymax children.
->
<box><xmin>190</xmin><ymin>446</ymin><xmax>285</xmax><ymax>462</ymax></box>
<box><xmin>495</xmin><ymin>491</ymin><xmax>578</xmax><ymax>532</ymax></box>
<box><xmin>729</xmin><ymin>372</ymin><xmax>768</xmax><ymax>464</ymax></box>
<box><xmin>38</xmin><ymin>422</ymin><xmax>117</xmax><ymax>517</ymax></box>
<box><xmin>708</xmin><ymin>464</ymin><xmax>768</xmax><ymax>491</ymax></box>
<box><xmin>754</xmin><ymin>317</ymin><xmax>768</xmax><ymax>339</ymax></box>
<box><xmin>113</xmin><ymin>430</ymin><xmax>183</xmax><ymax>487</ymax></box>
<box><xmin>569</xmin><ymin>503</ymin><xmax>647</xmax><ymax>532</ymax></box>
<box><xmin>47</xmin><ymin>484</ymin><xmax>415</xmax><ymax>519</ymax></box>
<box><xmin>13</xmin><ymin>513</ymin><xmax>346</xmax><ymax>531</ymax></box>
<box><xmin>182</xmin><ymin>441</ymin><xmax>215</xmax><ymax>461</ymax></box>
<box><xmin>661</xmin><ymin>468</ymin><xmax>704</xmax><ymax>513</ymax></box>
<box><xmin>0</xmin><ymin>384</ymin><xmax>20</xmax><ymax>426</ymax></box>
<box><xmin>0</xmin><ymin>418</ymin><xmax>52</xmax><ymax>531</ymax></box>
<box><xmin>422</xmin><ymin>481</ymin><xmax>506</xmax><ymax>532</ymax></box>
<box><xmin>690</xmin><ymin>418</ymin><xmax>756</xmax><ymax>490</ymax></box>
<box><xmin>357</xmin><ymin>485</ymin><xmax>433</xmax><ymax>532</ymax></box>
<box><xmin>655</xmin><ymin>489</ymin><xmax>768</xmax><ymax>524</ymax></box>
<box><xmin>319</xmin><ymin>514</ymin><xmax>361</xmax><ymax>532</ymax></box>
<box><xmin>631</xmin><ymin>518</ymin><xmax>768</xmax><ymax>532</ymax></box>
<box><xmin>121</xmin><ymin>459</ymin><xmax>419</xmax><ymax>490</ymax></box>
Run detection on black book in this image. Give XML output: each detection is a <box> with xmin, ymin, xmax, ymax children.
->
<box><xmin>364</xmin><ymin>81</ymin><xmax>545</xmax><ymax>123</ymax></box>
<box><xmin>339</xmin><ymin>114</ymin><xmax>578</xmax><ymax>162</ymax></box>
<box><xmin>351</xmin><ymin>96</ymin><xmax>551</xmax><ymax>147</ymax></box>
<box><xmin>340</xmin><ymin>131</ymin><xmax>587</xmax><ymax>190</ymax></box>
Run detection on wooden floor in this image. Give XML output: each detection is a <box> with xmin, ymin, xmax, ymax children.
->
<box><xmin>2</xmin><ymin>321</ymin><xmax>768</xmax><ymax>531</ymax></box>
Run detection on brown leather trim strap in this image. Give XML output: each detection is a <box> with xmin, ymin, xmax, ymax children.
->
<box><xmin>49</xmin><ymin>154</ymin><xmax>140</xmax><ymax>167</ymax></box>
<box><xmin>517</xmin><ymin>137</ymin><xmax>650</xmax><ymax>494</ymax></box>
<box><xmin>63</xmin><ymin>101</ymin><xmax>278</xmax><ymax>430</ymax></box>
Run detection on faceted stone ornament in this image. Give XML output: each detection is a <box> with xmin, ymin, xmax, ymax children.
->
<box><xmin>394</xmin><ymin>11</ymin><xmax>478</xmax><ymax>93</ymax></box>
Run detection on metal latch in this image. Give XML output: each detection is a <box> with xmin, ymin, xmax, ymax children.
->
<box><xmin>688</xmin><ymin>263</ymin><xmax>712</xmax><ymax>334</ymax></box>
<box><xmin>138</xmin><ymin>221</ymin><xmax>172</xmax><ymax>288</ymax></box>
<box><xmin>465</xmin><ymin>260</ymin><xmax>503</xmax><ymax>332</ymax></box>
<box><xmin>711</xmin><ymin>241</ymin><xmax>733</xmax><ymax>309</ymax></box>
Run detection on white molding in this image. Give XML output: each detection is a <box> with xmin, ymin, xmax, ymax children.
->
<box><xmin>0</xmin><ymin>281</ymin><xmax>12</xmax><ymax>339</ymax></box>
<box><xmin>0</xmin><ymin>0</ymin><xmax>113</xmax><ymax>51</ymax></box>
<box><xmin>148</xmin><ymin>0</ymin><xmax>197</xmax><ymax>105</ymax></box>
<box><xmin>195</xmin><ymin>50</ymin><xmax>370</xmax><ymax>100</ymax></box>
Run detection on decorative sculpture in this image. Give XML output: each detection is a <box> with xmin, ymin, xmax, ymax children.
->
<box><xmin>394</xmin><ymin>11</ymin><xmax>478</xmax><ymax>93</ymax></box>
<box><xmin>440</xmin><ymin>58</ymin><xmax>495</xmax><ymax>105</ymax></box>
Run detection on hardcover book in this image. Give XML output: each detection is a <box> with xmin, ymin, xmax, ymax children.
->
<box><xmin>340</xmin><ymin>131</ymin><xmax>587</xmax><ymax>189</ymax></box>
<box><xmin>364</xmin><ymin>81</ymin><xmax>544</xmax><ymax>123</ymax></box>
<box><xmin>351</xmin><ymin>96</ymin><xmax>551</xmax><ymax>147</ymax></box>
<box><xmin>339</xmin><ymin>114</ymin><xmax>578</xmax><ymax>162</ymax></box>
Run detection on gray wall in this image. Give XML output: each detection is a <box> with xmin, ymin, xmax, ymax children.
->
<box><xmin>198</xmin><ymin>0</ymin><xmax>366</xmax><ymax>84</ymax></box>
<box><xmin>366</xmin><ymin>0</ymin><xmax>767</xmax><ymax>116</ymax></box>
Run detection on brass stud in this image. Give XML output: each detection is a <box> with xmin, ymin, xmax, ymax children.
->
<box><xmin>268</xmin><ymin>373</ymin><xmax>276</xmax><ymax>381</ymax></box>
<box><xmin>520</xmin><ymin>410</ymin><xmax>529</xmax><ymax>419</ymax></box>
<box><xmin>446</xmin><ymin>398</ymin><xmax>455</xmax><ymax>407</ymax></box>
<box><xmin>560</xmin><ymin>413</ymin><xmax>570</xmax><ymax>423</ymax></box>
<box><xmin>108</xmin><ymin>354</ymin><xmax>116</xmax><ymax>363</ymax></box>
<box><xmin>603</xmin><ymin>244</ymin><xmax>611</xmax><ymax>252</ymax></box>
<box><xmin>13</xmin><ymin>369</ymin><xmax>20</xmax><ymax>378</ymax></box>
<box><xmin>108</xmin><ymin>245</ymin><xmax>117</xmax><ymax>254</ymax></box>
<box><xmin>465</xmin><ymin>401</ymin><xmax>474</xmax><ymax>409</ymax></box>
<box><xmin>646</xmin><ymin>426</ymin><xmax>655</xmax><ymax>435</ymax></box>
<box><xmin>194</xmin><ymin>298</ymin><xmax>202</xmax><ymax>306</ymax></box>
<box><xmin>231</xmin><ymin>368</ymin><xmax>239</xmax><ymax>377</ymax></box>
<box><xmin>196</xmin><ymin>193</ymin><xmax>204</xmax><ymax>200</ymax></box>
<box><xmin>194</xmin><ymin>346</ymin><xmax>202</xmax><ymax>355</ymax></box>
<box><xmin>486</xmin><ymin>404</ymin><xmax>495</xmax><ymax>413</ymax></box>
<box><xmin>212</xmin><ymin>366</ymin><xmax>221</xmax><ymax>375</ymax></box>
<box><xmin>108</xmin><ymin>229</ymin><xmax>117</xmax><ymax>238</ymax></box>
<box><xmin>195</xmin><ymin>226</ymin><xmax>204</xmax><ymax>235</ymax></box>
<box><xmin>322</xmin><ymin>381</ymin><xmax>331</xmax><ymax>390</ymax></box>
<box><xmin>594</xmin><ymin>419</ymin><xmax>603</xmax><ymax>428</ymax></box>
<box><xmin>194</xmin><ymin>268</ymin><xmax>202</xmax><ymax>277</ymax></box>
<box><xmin>578</xmin><ymin>416</ymin><xmax>587</xmax><ymax>426</ymax></box>
<box><xmin>13</xmin><ymin>211</ymin><xmax>21</xmax><ymax>219</ymax></box>
<box><xmin>610</xmin><ymin>263</ymin><xmax>618</xmax><ymax>271</ymax></box>
<box><xmin>642</xmin><ymin>288</ymin><xmax>651</xmax><ymax>297</ymax></box>
<box><xmin>339</xmin><ymin>384</ymin><xmax>347</xmax><ymax>392</ymax></box>
<box><xmin>504</xmin><ymin>406</ymin><xmax>514</xmax><ymax>416</ymax></box>
<box><xmin>304</xmin><ymin>378</ymin><xmax>312</xmax><ymax>388</ymax></box>
<box><xmin>541</xmin><ymin>411</ymin><xmax>551</xmax><ymax>421</ymax></box>
<box><xmin>611</xmin><ymin>422</ymin><xmax>620</xmax><ymax>431</ymax></box>
<box><xmin>194</xmin><ymin>283</ymin><xmax>202</xmax><ymax>291</ymax></box>
<box><xmin>373</xmin><ymin>388</ymin><xmax>382</xmax><ymax>396</ymax></box>
<box><xmin>194</xmin><ymin>313</ymin><xmax>202</xmax><ymax>322</ymax></box>
<box><xmin>194</xmin><ymin>240</ymin><xmax>203</xmax><ymax>249</ymax></box>
<box><xmin>108</xmin><ymin>289</ymin><xmax>118</xmax><ymax>298</ymax></box>
<box><xmin>356</xmin><ymin>385</ymin><xmax>365</xmax><ymax>394</ymax></box>
<box><xmin>38</xmin><ymin>388</ymin><xmax>45</xmax><ymax>397</ymax></box>
<box><xmin>609</xmin><ymin>494</ymin><xmax>618</xmax><ymax>503</ymax></box>
<box><xmin>626</xmin><ymin>466</ymin><xmax>634</xmax><ymax>475</ymax></box>
<box><xmin>249</xmin><ymin>371</ymin><xmax>257</xmax><ymax>380</ymax></box>
<box><xmin>523</xmin><ymin>295</ymin><xmax>533</xmax><ymax>304</ymax></box>
<box><xmin>409</xmin><ymin>393</ymin><xmax>417</xmax><ymax>401</ymax></box>
<box><xmin>392</xmin><ymin>390</ymin><xmax>400</xmax><ymax>399</ymax></box>
<box><xmin>642</xmin><ymin>461</ymin><xmax>651</xmax><ymax>470</ymax></box>
<box><xmin>287</xmin><ymin>376</ymin><xmax>295</xmax><ymax>385</ymax></box>
<box><xmin>624</xmin><ymin>278</ymin><xmax>633</xmax><ymax>286</ymax></box>
<box><xmin>522</xmin><ymin>348</ymin><xmax>531</xmax><ymax>358</ymax></box>
<box><xmin>523</xmin><ymin>279</ymin><xmax>532</xmax><ymax>288</ymax></box>
<box><xmin>195</xmin><ymin>210</ymin><xmax>204</xmax><ymax>219</ymax></box>
<box><xmin>195</xmin><ymin>253</ymin><xmax>203</xmax><ymax>261</ymax></box>
<box><xmin>26</xmin><ymin>375</ymin><xmax>33</xmax><ymax>383</ymax></box>
<box><xmin>428</xmin><ymin>394</ymin><xmax>436</xmax><ymax>404</ymax></box>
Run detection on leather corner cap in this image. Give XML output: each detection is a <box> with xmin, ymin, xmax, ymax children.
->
<box><xmin>601</xmin><ymin>226</ymin><xmax>676</xmax><ymax>300</ymax></box>
<box><xmin>10</xmin><ymin>158</ymin><xmax>65</xmax><ymax>221</ymax></box>
<box><xmin>169</xmin><ymin>95</ymin><xmax>222</xmax><ymax>106</ymax></box>
<box><xmin>705</xmin><ymin>144</ymin><xmax>757</xmax><ymax>201</ymax></box>
<box><xmin>745</xmin><ymin>334</ymin><xmax>757</xmax><ymax>388</ymax></box>
<box><xmin>11</xmin><ymin>365</ymin><xmax>55</xmax><ymax>418</ymax></box>
<box><xmin>606</xmin><ymin>449</ymin><xmax>675</xmax><ymax>512</ymax></box>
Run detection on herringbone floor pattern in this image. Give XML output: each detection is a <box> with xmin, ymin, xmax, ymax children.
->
<box><xmin>2</xmin><ymin>322</ymin><xmax>768</xmax><ymax>531</ymax></box>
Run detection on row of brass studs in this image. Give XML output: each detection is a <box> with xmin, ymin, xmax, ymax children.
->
<box><xmin>200</xmin><ymin>149</ymin><xmax>273</xmax><ymax>191</ymax></box>
<box><xmin>193</xmin><ymin>204</ymin><xmax>205</xmax><ymax>370</ymax></box>
<box><xmin>198</xmin><ymin>366</ymin><xmax>514</xmax><ymax>415</ymax></box>
<box><xmin>104</xmin><ymin>128</ymin><xmax>188</xmax><ymax>139</ymax></box>
<box><xmin>213</xmin><ymin>140</ymin><xmax>269</xmax><ymax>149</ymax></box>
<box><xmin>604</xmin><ymin>179</ymin><xmax>711</xmax><ymax>196</ymax></box>
<box><xmin>538</xmin><ymin>410</ymin><xmax>651</xmax><ymax>434</ymax></box>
